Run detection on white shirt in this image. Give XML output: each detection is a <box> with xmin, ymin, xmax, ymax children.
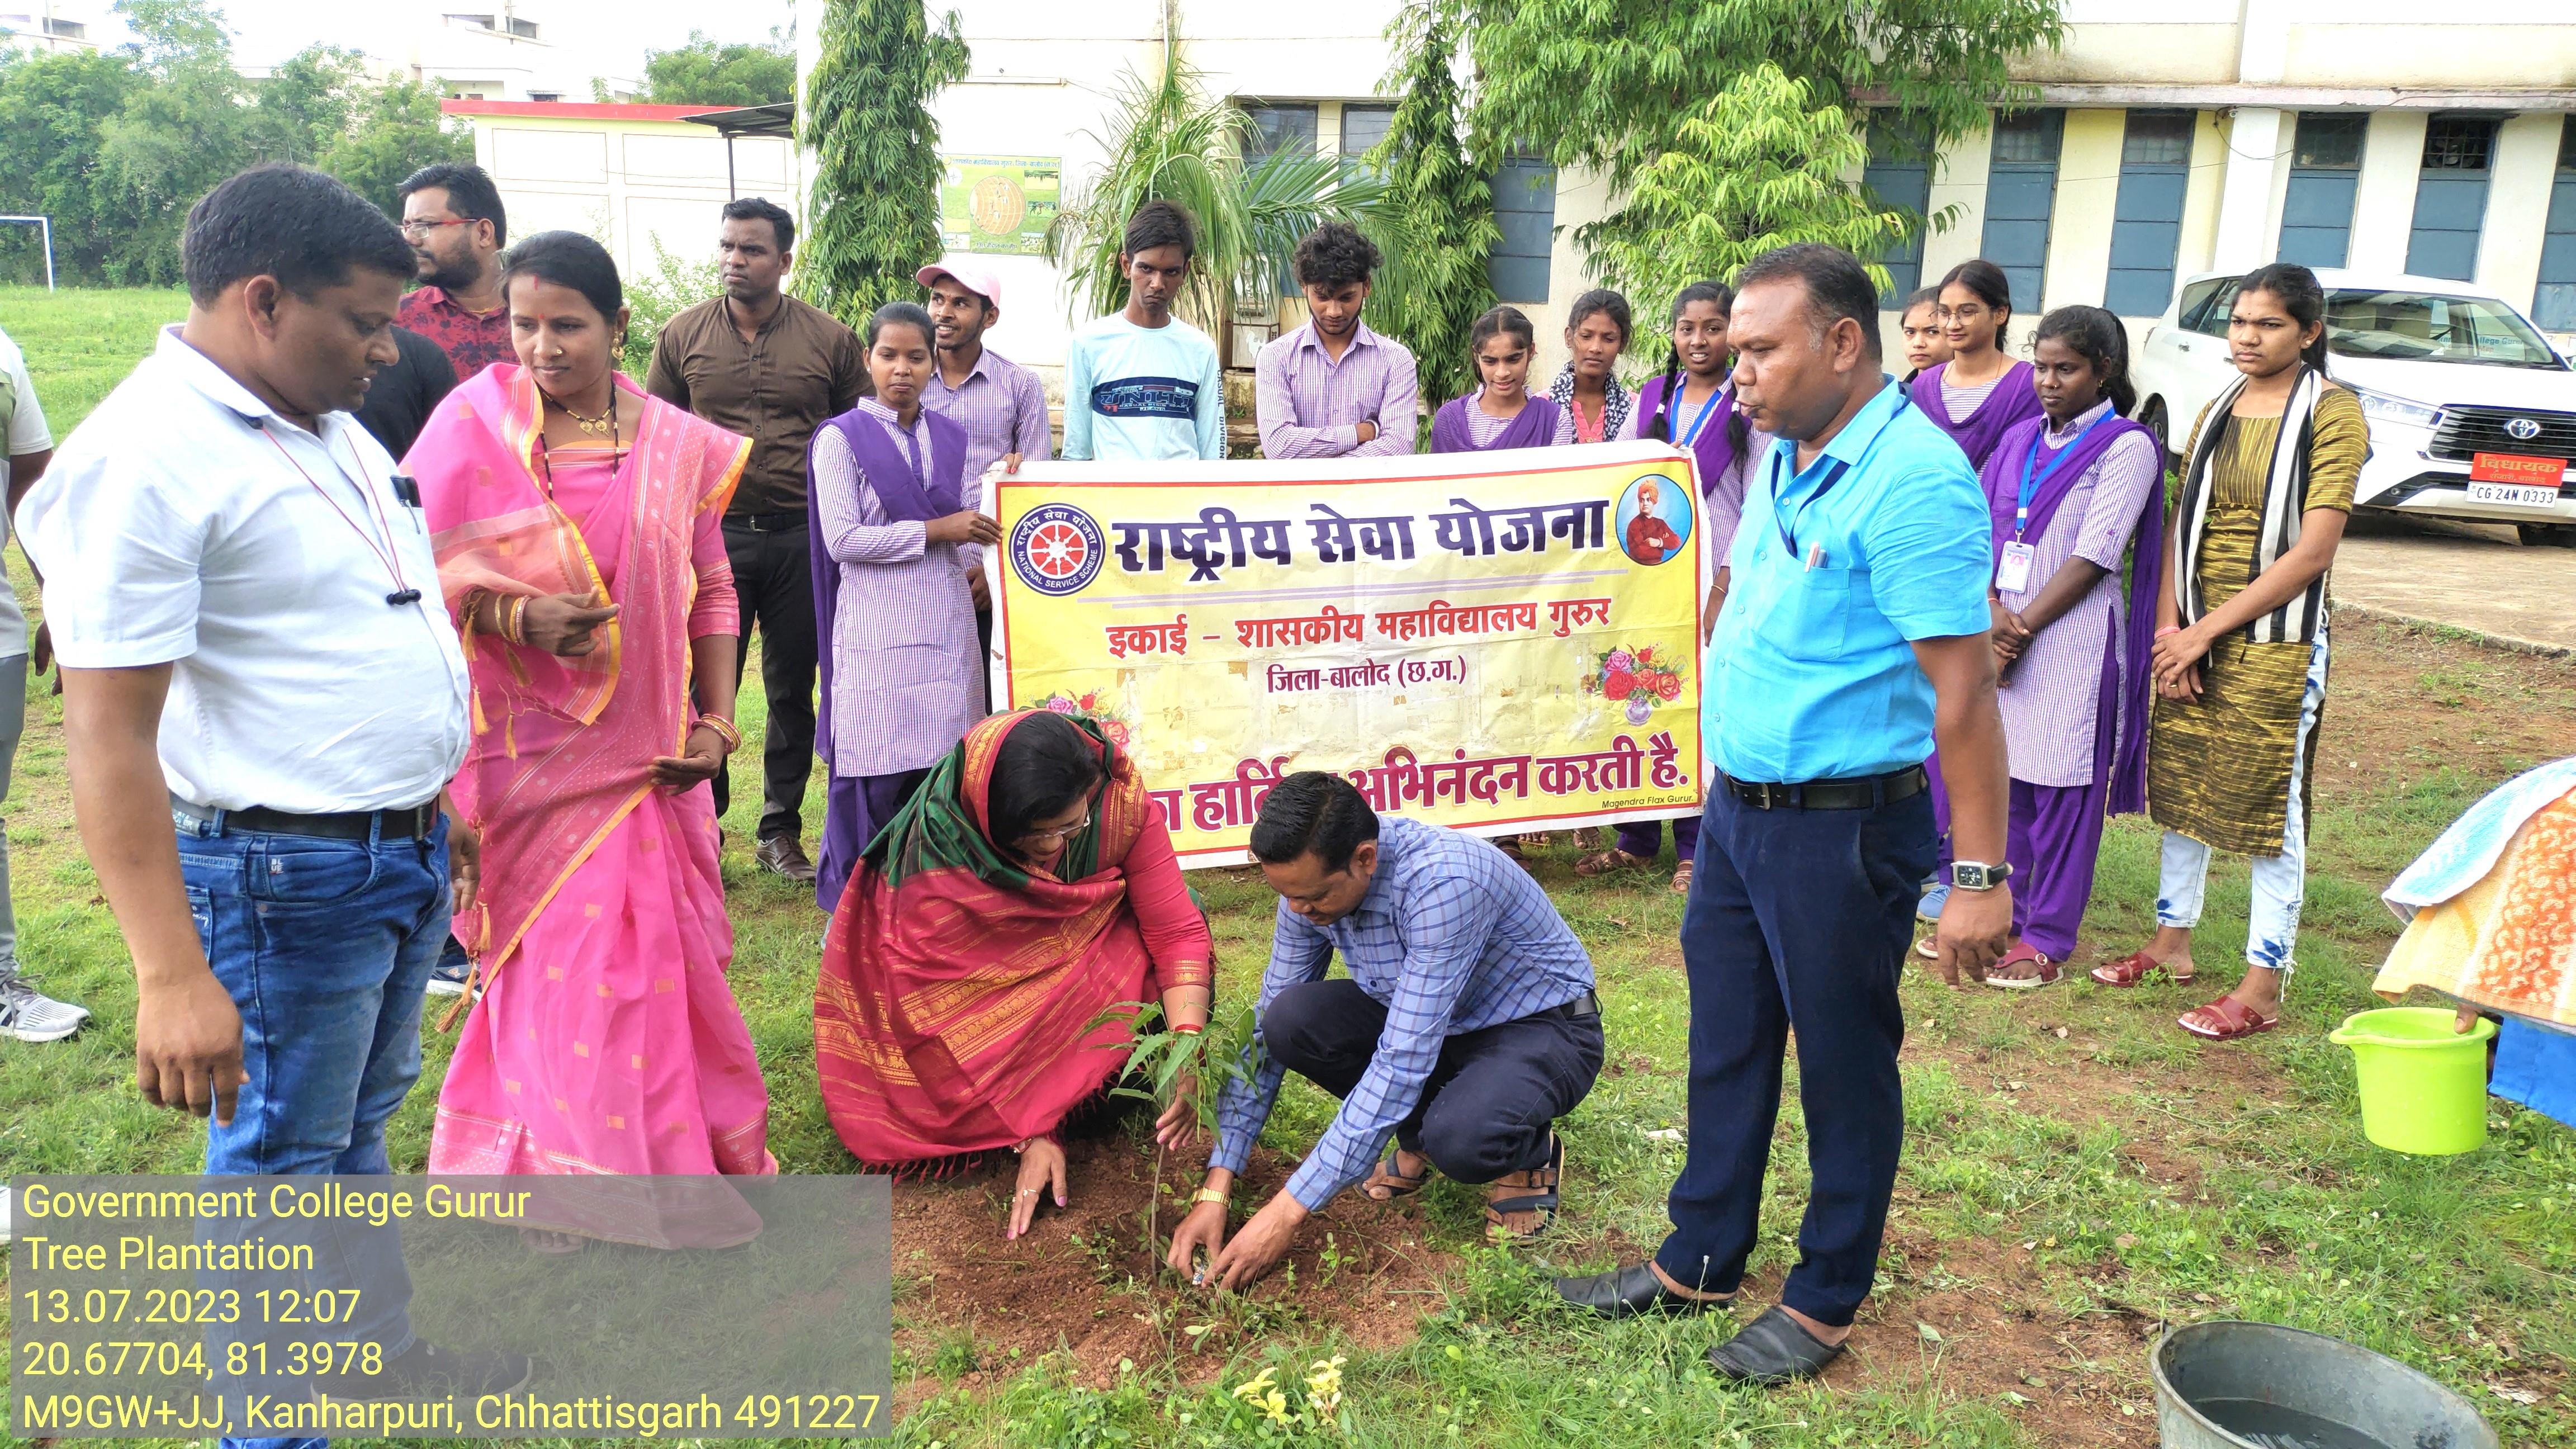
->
<box><xmin>16</xmin><ymin>328</ymin><xmax>470</xmax><ymax>813</ymax></box>
<box><xmin>0</xmin><ymin>327</ymin><xmax>54</xmax><ymax>661</ymax></box>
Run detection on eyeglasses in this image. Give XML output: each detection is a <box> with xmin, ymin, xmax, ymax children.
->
<box><xmin>399</xmin><ymin>218</ymin><xmax>476</xmax><ymax>238</ymax></box>
<box><xmin>1016</xmin><ymin>809</ymin><xmax>1093</xmax><ymax>849</ymax></box>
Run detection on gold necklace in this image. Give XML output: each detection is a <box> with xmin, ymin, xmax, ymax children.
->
<box><xmin>542</xmin><ymin>387</ymin><xmax>617</xmax><ymax>438</ymax></box>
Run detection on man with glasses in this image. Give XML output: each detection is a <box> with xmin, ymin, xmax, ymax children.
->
<box><xmin>394</xmin><ymin>163</ymin><xmax>512</xmax><ymax>381</ymax></box>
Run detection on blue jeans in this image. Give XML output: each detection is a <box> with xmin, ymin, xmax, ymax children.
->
<box><xmin>177</xmin><ymin>808</ymin><xmax>451</xmax><ymax>1449</ymax></box>
<box><xmin>1656</xmin><ymin>781</ymin><xmax>1935</xmax><ymax>1328</ymax></box>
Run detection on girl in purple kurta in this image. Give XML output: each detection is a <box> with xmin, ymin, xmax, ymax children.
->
<box><xmin>1968</xmin><ymin>306</ymin><xmax>2163</xmax><ymax>987</ymax></box>
<box><xmin>809</xmin><ymin>302</ymin><xmax>1000</xmax><ymax>909</ymax></box>
<box><xmin>1909</xmin><ymin>259</ymin><xmax>2043</xmax><ymax>471</ymax></box>
<box><xmin>1429</xmin><ymin>305</ymin><xmax>1562</xmax><ymax>453</ymax></box>
<box><xmin>1578</xmin><ymin>281</ymin><xmax>1775</xmax><ymax>894</ymax></box>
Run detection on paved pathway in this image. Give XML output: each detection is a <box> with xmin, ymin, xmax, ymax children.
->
<box><xmin>2332</xmin><ymin>515</ymin><xmax>2576</xmax><ymax>654</ymax></box>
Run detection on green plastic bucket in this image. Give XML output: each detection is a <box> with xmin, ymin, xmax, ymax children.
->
<box><xmin>2328</xmin><ymin>1007</ymin><xmax>2497</xmax><ymax>1156</ymax></box>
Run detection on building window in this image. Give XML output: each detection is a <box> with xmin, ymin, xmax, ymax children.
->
<box><xmin>526</xmin><ymin>91</ymin><xmax>561</xmax><ymax>102</ymax></box>
<box><xmin>2406</xmin><ymin>113</ymin><xmax>2498</xmax><ymax>282</ymax></box>
<box><xmin>1341</xmin><ymin>103</ymin><xmax>1396</xmax><ymax>163</ymax></box>
<box><xmin>1489</xmin><ymin>157</ymin><xmax>1556</xmax><ymax>303</ymax></box>
<box><xmin>2538</xmin><ymin>119</ymin><xmax>2576</xmax><ymax>332</ymax></box>
<box><xmin>505</xmin><ymin>16</ymin><xmax>537</xmax><ymax>37</ymax></box>
<box><xmin>1980</xmin><ymin>109</ymin><xmax>2062</xmax><ymax>315</ymax></box>
<box><xmin>1239</xmin><ymin>102</ymin><xmax>1318</xmax><ymax>165</ymax></box>
<box><xmin>2105</xmin><ymin>109</ymin><xmax>2193</xmax><ymax>316</ymax></box>
<box><xmin>44</xmin><ymin>16</ymin><xmax>83</xmax><ymax>36</ymax></box>
<box><xmin>1862</xmin><ymin>114</ymin><xmax>1934</xmax><ymax>304</ymax></box>
<box><xmin>2278</xmin><ymin>112</ymin><xmax>2366</xmax><ymax>269</ymax></box>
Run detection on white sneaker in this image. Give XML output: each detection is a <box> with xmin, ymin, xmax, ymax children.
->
<box><xmin>0</xmin><ymin>968</ymin><xmax>89</xmax><ymax>1042</ymax></box>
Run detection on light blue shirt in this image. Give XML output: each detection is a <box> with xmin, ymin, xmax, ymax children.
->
<box><xmin>1060</xmin><ymin>311</ymin><xmax>1227</xmax><ymax>462</ymax></box>
<box><xmin>1705</xmin><ymin>378</ymin><xmax>1992</xmax><ymax>783</ymax></box>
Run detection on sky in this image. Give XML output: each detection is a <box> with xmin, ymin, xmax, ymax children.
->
<box><xmin>70</xmin><ymin>0</ymin><xmax>797</xmax><ymax>75</ymax></box>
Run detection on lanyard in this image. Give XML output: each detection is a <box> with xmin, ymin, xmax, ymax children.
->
<box><xmin>2014</xmin><ymin>411</ymin><xmax>2110</xmax><ymax>540</ymax></box>
<box><xmin>262</xmin><ymin>423</ymin><xmax>422</xmax><ymax>607</ymax></box>
<box><xmin>1767</xmin><ymin>389</ymin><xmax>1910</xmax><ymax>561</ymax></box>
<box><xmin>1674</xmin><ymin>382</ymin><xmax>1726</xmax><ymax>447</ymax></box>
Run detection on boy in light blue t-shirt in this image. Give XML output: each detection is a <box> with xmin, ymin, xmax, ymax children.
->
<box><xmin>1062</xmin><ymin>200</ymin><xmax>1227</xmax><ymax>462</ymax></box>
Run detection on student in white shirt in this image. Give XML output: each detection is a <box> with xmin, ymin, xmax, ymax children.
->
<box><xmin>17</xmin><ymin>164</ymin><xmax>525</xmax><ymax>1401</ymax></box>
<box><xmin>0</xmin><ymin>326</ymin><xmax>86</xmax><ymax>1042</ymax></box>
<box><xmin>1061</xmin><ymin>200</ymin><xmax>1227</xmax><ymax>462</ymax></box>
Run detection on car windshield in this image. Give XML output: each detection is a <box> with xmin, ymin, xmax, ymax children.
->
<box><xmin>2323</xmin><ymin>289</ymin><xmax>2569</xmax><ymax>369</ymax></box>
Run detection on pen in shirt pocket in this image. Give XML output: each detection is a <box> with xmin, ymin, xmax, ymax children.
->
<box><xmin>1805</xmin><ymin>542</ymin><xmax>1825</xmax><ymax>571</ymax></box>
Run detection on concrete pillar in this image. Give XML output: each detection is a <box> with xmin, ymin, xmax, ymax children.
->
<box><xmin>2044</xmin><ymin>109</ymin><xmax>2126</xmax><ymax>314</ymax></box>
<box><xmin>2348</xmin><ymin>110</ymin><xmax>2428</xmax><ymax>274</ymax></box>
<box><xmin>2176</xmin><ymin>109</ymin><xmax>2229</xmax><ymax>279</ymax></box>
<box><xmin>1919</xmin><ymin>120</ymin><xmax>1992</xmax><ymax>290</ymax></box>
<box><xmin>2210</xmin><ymin>107</ymin><xmax>2285</xmax><ymax>274</ymax></box>
<box><xmin>2476</xmin><ymin>112</ymin><xmax>2564</xmax><ymax>315</ymax></box>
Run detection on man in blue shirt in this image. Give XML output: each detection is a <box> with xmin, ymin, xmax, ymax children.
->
<box><xmin>1061</xmin><ymin>200</ymin><xmax>1228</xmax><ymax>462</ymax></box>
<box><xmin>1167</xmin><ymin>773</ymin><xmax>1603</xmax><ymax>1289</ymax></box>
<box><xmin>1556</xmin><ymin>244</ymin><xmax>2014</xmax><ymax>1385</ymax></box>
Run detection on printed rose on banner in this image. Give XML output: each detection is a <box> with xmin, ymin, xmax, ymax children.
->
<box><xmin>1580</xmin><ymin>642</ymin><xmax>1683</xmax><ymax>722</ymax></box>
<box><xmin>1034</xmin><ymin>690</ymin><xmax>1130</xmax><ymax>748</ymax></box>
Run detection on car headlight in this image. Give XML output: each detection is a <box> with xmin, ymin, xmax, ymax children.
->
<box><xmin>2350</xmin><ymin>386</ymin><xmax>2440</xmax><ymax>429</ymax></box>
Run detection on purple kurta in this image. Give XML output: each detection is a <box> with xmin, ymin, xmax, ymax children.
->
<box><xmin>809</xmin><ymin>400</ymin><xmax>980</xmax><ymax>906</ymax></box>
<box><xmin>1429</xmin><ymin>392</ymin><xmax>1562</xmax><ymax>452</ymax></box>
<box><xmin>1909</xmin><ymin>359</ymin><xmax>2043</xmax><ymax>470</ymax></box>
<box><xmin>1254</xmin><ymin>321</ymin><xmax>1421</xmax><ymax>458</ymax></box>
<box><xmin>921</xmin><ymin>346</ymin><xmax>1052</xmax><ymax>484</ymax></box>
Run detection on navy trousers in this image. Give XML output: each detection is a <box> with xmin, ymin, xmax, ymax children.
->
<box><xmin>1263</xmin><ymin>979</ymin><xmax>1603</xmax><ymax>1185</ymax></box>
<box><xmin>1653</xmin><ymin>782</ymin><xmax>1936</xmax><ymax>1327</ymax></box>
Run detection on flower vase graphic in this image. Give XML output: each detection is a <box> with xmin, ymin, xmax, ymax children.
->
<box><xmin>1578</xmin><ymin>644</ymin><xmax>1683</xmax><ymax>723</ymax></box>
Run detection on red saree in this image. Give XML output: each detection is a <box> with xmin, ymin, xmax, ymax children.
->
<box><xmin>814</xmin><ymin>711</ymin><xmax>1213</xmax><ymax>1167</ymax></box>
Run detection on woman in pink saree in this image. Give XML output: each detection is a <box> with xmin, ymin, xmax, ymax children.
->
<box><xmin>407</xmin><ymin>231</ymin><xmax>775</xmax><ymax>1236</ymax></box>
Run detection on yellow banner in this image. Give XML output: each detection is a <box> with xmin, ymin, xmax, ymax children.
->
<box><xmin>984</xmin><ymin>442</ymin><xmax>1707</xmax><ymax>866</ymax></box>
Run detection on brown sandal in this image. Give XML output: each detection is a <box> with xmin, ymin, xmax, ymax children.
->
<box><xmin>2179</xmin><ymin>994</ymin><xmax>2277</xmax><ymax>1041</ymax></box>
<box><xmin>1484</xmin><ymin>1136</ymin><xmax>1564</xmax><ymax>1239</ymax></box>
<box><xmin>1516</xmin><ymin>832</ymin><xmax>1555</xmax><ymax>851</ymax></box>
<box><xmin>1670</xmin><ymin>861</ymin><xmax>1694</xmax><ymax>896</ymax></box>
<box><xmin>2091</xmin><ymin>949</ymin><xmax>2195</xmax><ymax>987</ymax></box>
<box><xmin>1362</xmin><ymin>1148</ymin><xmax>1435</xmax><ymax>1201</ymax></box>
<box><xmin>1575</xmin><ymin>847</ymin><xmax>1651</xmax><ymax>878</ymax></box>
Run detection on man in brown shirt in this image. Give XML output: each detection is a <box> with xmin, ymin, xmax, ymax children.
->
<box><xmin>646</xmin><ymin>196</ymin><xmax>868</xmax><ymax>882</ymax></box>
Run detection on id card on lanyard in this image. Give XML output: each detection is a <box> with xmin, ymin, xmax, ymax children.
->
<box><xmin>1997</xmin><ymin>412</ymin><xmax>2107</xmax><ymax>594</ymax></box>
<box><xmin>1767</xmin><ymin>389</ymin><xmax>1909</xmax><ymax>569</ymax></box>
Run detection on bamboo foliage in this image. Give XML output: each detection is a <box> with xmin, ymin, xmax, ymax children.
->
<box><xmin>1362</xmin><ymin>3</ymin><xmax>1499</xmax><ymax>415</ymax></box>
<box><xmin>797</xmin><ymin>0</ymin><xmax>970</xmax><ymax>325</ymax></box>
<box><xmin>1044</xmin><ymin>61</ymin><xmax>1401</xmax><ymax>330</ymax></box>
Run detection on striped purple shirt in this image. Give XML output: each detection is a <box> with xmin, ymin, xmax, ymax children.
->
<box><xmin>1253</xmin><ymin>320</ymin><xmax>1420</xmax><ymax>458</ymax></box>
<box><xmin>921</xmin><ymin>345</ymin><xmax>1052</xmax><ymax>484</ymax></box>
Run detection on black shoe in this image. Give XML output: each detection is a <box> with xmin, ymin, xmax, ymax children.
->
<box><xmin>1554</xmin><ymin>1261</ymin><xmax>1734</xmax><ymax>1319</ymax></box>
<box><xmin>314</xmin><ymin>1338</ymin><xmax>534</xmax><ymax>1401</ymax></box>
<box><xmin>1707</xmin><ymin>1306</ymin><xmax>1846</xmax><ymax>1386</ymax></box>
<box><xmin>755</xmin><ymin>835</ymin><xmax>819</xmax><ymax>883</ymax></box>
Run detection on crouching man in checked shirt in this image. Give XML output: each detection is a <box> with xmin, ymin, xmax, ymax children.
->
<box><xmin>1168</xmin><ymin>771</ymin><xmax>1604</xmax><ymax>1289</ymax></box>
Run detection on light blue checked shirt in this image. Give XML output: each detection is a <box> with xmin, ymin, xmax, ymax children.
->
<box><xmin>1210</xmin><ymin>815</ymin><xmax>1595</xmax><ymax>1210</ymax></box>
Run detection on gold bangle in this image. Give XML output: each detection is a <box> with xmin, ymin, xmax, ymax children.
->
<box><xmin>695</xmin><ymin>714</ymin><xmax>743</xmax><ymax>754</ymax></box>
<box><xmin>1192</xmin><ymin>1188</ymin><xmax>1228</xmax><ymax>1208</ymax></box>
<box><xmin>503</xmin><ymin>595</ymin><xmax>529</xmax><ymax>646</ymax></box>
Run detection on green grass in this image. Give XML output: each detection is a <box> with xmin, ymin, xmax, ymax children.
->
<box><xmin>2</xmin><ymin>290</ymin><xmax>2571</xmax><ymax>1448</ymax></box>
<box><xmin>0</xmin><ymin>286</ymin><xmax>188</xmax><ymax>435</ymax></box>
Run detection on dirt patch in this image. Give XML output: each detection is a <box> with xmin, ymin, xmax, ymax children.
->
<box><xmin>888</xmin><ymin>1129</ymin><xmax>1457</xmax><ymax>1400</ymax></box>
<box><xmin>2311</xmin><ymin>619</ymin><xmax>2576</xmax><ymax>811</ymax></box>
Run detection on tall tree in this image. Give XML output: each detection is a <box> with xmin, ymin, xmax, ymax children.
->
<box><xmin>1362</xmin><ymin>3</ymin><xmax>1497</xmax><ymax>415</ymax></box>
<box><xmin>1459</xmin><ymin>0</ymin><xmax>2062</xmax><ymax>276</ymax></box>
<box><xmin>641</xmin><ymin>28</ymin><xmax>796</xmax><ymax>108</ymax></box>
<box><xmin>1588</xmin><ymin>64</ymin><xmax>1903</xmax><ymax>331</ymax></box>
<box><xmin>0</xmin><ymin>49</ymin><xmax>144</xmax><ymax>283</ymax></box>
<box><xmin>798</xmin><ymin>0</ymin><xmax>969</xmax><ymax>324</ymax></box>
<box><xmin>319</xmin><ymin>77</ymin><xmax>473</xmax><ymax>214</ymax></box>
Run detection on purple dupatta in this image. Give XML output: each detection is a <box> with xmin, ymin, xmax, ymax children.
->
<box><xmin>1429</xmin><ymin>394</ymin><xmax>1562</xmax><ymax>453</ymax></box>
<box><xmin>807</xmin><ymin>404</ymin><xmax>972</xmax><ymax>893</ymax></box>
<box><xmin>1909</xmin><ymin>359</ymin><xmax>2043</xmax><ymax>470</ymax></box>
<box><xmin>1976</xmin><ymin>411</ymin><xmax>2165</xmax><ymax>815</ymax></box>
<box><xmin>1632</xmin><ymin>374</ymin><xmax>1739</xmax><ymax>494</ymax></box>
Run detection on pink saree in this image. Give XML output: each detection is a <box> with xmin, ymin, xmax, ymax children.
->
<box><xmin>409</xmin><ymin>364</ymin><xmax>775</xmax><ymax>1225</ymax></box>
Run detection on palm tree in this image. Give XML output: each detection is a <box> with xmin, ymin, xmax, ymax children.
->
<box><xmin>1045</xmin><ymin>60</ymin><xmax>1399</xmax><ymax>330</ymax></box>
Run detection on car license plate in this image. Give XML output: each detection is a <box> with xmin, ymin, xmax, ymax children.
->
<box><xmin>2466</xmin><ymin>481</ymin><xmax>2560</xmax><ymax>508</ymax></box>
<box><xmin>2468</xmin><ymin>451</ymin><xmax>2565</xmax><ymax>486</ymax></box>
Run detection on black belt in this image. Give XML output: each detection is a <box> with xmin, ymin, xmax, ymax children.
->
<box><xmin>172</xmin><ymin>797</ymin><xmax>440</xmax><ymax>842</ymax></box>
<box><xmin>725</xmin><ymin>510</ymin><xmax>806</xmax><ymax>532</ymax></box>
<box><xmin>1557</xmin><ymin>990</ymin><xmax>1602</xmax><ymax>1020</ymax></box>
<box><xmin>1718</xmin><ymin>764</ymin><xmax>1928</xmax><ymax>811</ymax></box>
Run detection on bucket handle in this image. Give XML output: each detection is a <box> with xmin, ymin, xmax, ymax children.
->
<box><xmin>2328</xmin><ymin>1016</ymin><xmax>2497</xmax><ymax>1050</ymax></box>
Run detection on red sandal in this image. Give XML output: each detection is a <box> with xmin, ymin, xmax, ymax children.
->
<box><xmin>2091</xmin><ymin>950</ymin><xmax>2194</xmax><ymax>988</ymax></box>
<box><xmin>2178</xmin><ymin>995</ymin><xmax>2278</xmax><ymax>1041</ymax></box>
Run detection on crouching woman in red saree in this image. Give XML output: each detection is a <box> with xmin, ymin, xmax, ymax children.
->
<box><xmin>815</xmin><ymin>709</ymin><xmax>1211</xmax><ymax>1239</ymax></box>
<box><xmin>410</xmin><ymin>231</ymin><xmax>776</xmax><ymax>1244</ymax></box>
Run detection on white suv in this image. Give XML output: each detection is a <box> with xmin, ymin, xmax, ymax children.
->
<box><xmin>2130</xmin><ymin>268</ymin><xmax>2576</xmax><ymax>546</ymax></box>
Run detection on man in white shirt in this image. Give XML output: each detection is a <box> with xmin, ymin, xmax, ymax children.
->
<box><xmin>0</xmin><ymin>326</ymin><xmax>86</xmax><ymax>1041</ymax></box>
<box><xmin>17</xmin><ymin>164</ymin><xmax>525</xmax><ymax>1410</ymax></box>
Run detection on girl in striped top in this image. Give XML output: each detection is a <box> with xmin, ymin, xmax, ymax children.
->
<box><xmin>1910</xmin><ymin>259</ymin><xmax>2043</xmax><ymax>471</ymax></box>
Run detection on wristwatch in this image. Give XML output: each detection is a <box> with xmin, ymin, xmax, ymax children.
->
<box><xmin>1949</xmin><ymin>860</ymin><xmax>2014</xmax><ymax>892</ymax></box>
